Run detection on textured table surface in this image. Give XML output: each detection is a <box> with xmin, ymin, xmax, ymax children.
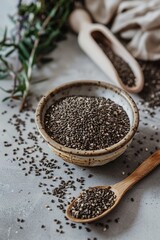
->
<box><xmin>0</xmin><ymin>1</ymin><xmax>160</xmax><ymax>240</ymax></box>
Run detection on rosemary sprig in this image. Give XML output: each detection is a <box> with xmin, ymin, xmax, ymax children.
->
<box><xmin>0</xmin><ymin>0</ymin><xmax>73</xmax><ymax>111</ymax></box>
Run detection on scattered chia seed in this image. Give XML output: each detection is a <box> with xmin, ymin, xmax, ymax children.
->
<box><xmin>88</xmin><ymin>174</ymin><xmax>93</xmax><ymax>178</ymax></box>
<box><xmin>92</xmin><ymin>31</ymin><xmax>136</xmax><ymax>87</ymax></box>
<box><xmin>118</xmin><ymin>37</ymin><xmax>160</xmax><ymax>109</ymax></box>
<box><xmin>138</xmin><ymin>60</ymin><xmax>160</xmax><ymax>108</ymax></box>
<box><xmin>85</xmin><ymin>227</ymin><xmax>91</xmax><ymax>232</ymax></box>
<box><xmin>17</xmin><ymin>218</ymin><xmax>25</xmax><ymax>223</ymax></box>
<box><xmin>44</xmin><ymin>96</ymin><xmax>130</xmax><ymax>150</ymax></box>
<box><xmin>2</xmin><ymin>77</ymin><xmax>160</xmax><ymax>237</ymax></box>
<box><xmin>103</xmin><ymin>224</ymin><xmax>109</xmax><ymax>231</ymax></box>
<box><xmin>70</xmin><ymin>187</ymin><xmax>116</xmax><ymax>219</ymax></box>
<box><xmin>114</xmin><ymin>217</ymin><xmax>120</xmax><ymax>223</ymax></box>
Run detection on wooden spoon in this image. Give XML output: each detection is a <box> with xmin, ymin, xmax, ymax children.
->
<box><xmin>69</xmin><ymin>8</ymin><xmax>144</xmax><ymax>93</ymax></box>
<box><xmin>66</xmin><ymin>150</ymin><xmax>160</xmax><ymax>223</ymax></box>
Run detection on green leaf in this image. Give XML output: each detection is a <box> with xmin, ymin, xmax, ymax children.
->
<box><xmin>0</xmin><ymin>43</ymin><xmax>16</xmax><ymax>48</ymax></box>
<box><xmin>35</xmin><ymin>21</ymin><xmax>42</xmax><ymax>32</ymax></box>
<box><xmin>0</xmin><ymin>56</ymin><xmax>10</xmax><ymax>69</ymax></box>
<box><xmin>17</xmin><ymin>73</ymin><xmax>27</xmax><ymax>93</ymax></box>
<box><xmin>0</xmin><ymin>86</ymin><xmax>12</xmax><ymax>93</ymax></box>
<box><xmin>5</xmin><ymin>48</ymin><xmax>16</xmax><ymax>57</ymax></box>
<box><xmin>0</xmin><ymin>0</ymin><xmax>74</xmax><ymax>111</ymax></box>
<box><xmin>2</xmin><ymin>94</ymin><xmax>22</xmax><ymax>102</ymax></box>
<box><xmin>22</xmin><ymin>37</ymin><xmax>33</xmax><ymax>49</ymax></box>
<box><xmin>49</xmin><ymin>7</ymin><xmax>58</xmax><ymax>18</ymax></box>
<box><xmin>18</xmin><ymin>42</ymin><xmax>30</xmax><ymax>59</ymax></box>
<box><xmin>8</xmin><ymin>15</ymin><xmax>16</xmax><ymax>24</ymax></box>
<box><xmin>19</xmin><ymin>55</ymin><xmax>28</xmax><ymax>73</ymax></box>
<box><xmin>0</xmin><ymin>27</ymin><xmax>7</xmax><ymax>43</ymax></box>
<box><xmin>32</xmin><ymin>77</ymin><xmax>49</xmax><ymax>84</ymax></box>
<box><xmin>38</xmin><ymin>29</ymin><xmax>60</xmax><ymax>51</ymax></box>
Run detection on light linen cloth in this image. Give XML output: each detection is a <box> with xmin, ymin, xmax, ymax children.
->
<box><xmin>85</xmin><ymin>0</ymin><xmax>160</xmax><ymax>60</ymax></box>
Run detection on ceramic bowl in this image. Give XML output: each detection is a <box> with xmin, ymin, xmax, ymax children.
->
<box><xmin>35</xmin><ymin>80</ymin><xmax>139</xmax><ymax>166</ymax></box>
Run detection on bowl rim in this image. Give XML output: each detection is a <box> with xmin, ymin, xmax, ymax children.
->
<box><xmin>35</xmin><ymin>80</ymin><xmax>139</xmax><ymax>156</ymax></box>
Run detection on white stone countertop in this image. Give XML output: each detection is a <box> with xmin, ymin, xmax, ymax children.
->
<box><xmin>0</xmin><ymin>1</ymin><xmax>160</xmax><ymax>240</ymax></box>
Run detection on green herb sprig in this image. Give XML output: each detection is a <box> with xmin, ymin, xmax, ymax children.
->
<box><xmin>0</xmin><ymin>0</ymin><xmax>73</xmax><ymax>111</ymax></box>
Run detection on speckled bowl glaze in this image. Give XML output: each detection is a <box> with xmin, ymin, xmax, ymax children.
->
<box><xmin>35</xmin><ymin>80</ymin><xmax>139</xmax><ymax>166</ymax></box>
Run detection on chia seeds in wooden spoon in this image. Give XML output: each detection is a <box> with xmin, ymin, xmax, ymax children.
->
<box><xmin>92</xmin><ymin>31</ymin><xmax>136</xmax><ymax>88</ymax></box>
<box><xmin>44</xmin><ymin>96</ymin><xmax>130</xmax><ymax>150</ymax></box>
<box><xmin>70</xmin><ymin>187</ymin><xmax>116</xmax><ymax>219</ymax></box>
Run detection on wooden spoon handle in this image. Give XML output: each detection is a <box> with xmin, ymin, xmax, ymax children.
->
<box><xmin>114</xmin><ymin>150</ymin><xmax>160</xmax><ymax>194</ymax></box>
<box><xmin>69</xmin><ymin>8</ymin><xmax>92</xmax><ymax>33</ymax></box>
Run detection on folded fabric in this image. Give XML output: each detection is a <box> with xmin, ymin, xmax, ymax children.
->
<box><xmin>85</xmin><ymin>0</ymin><xmax>160</xmax><ymax>60</ymax></box>
<box><xmin>85</xmin><ymin>0</ymin><xmax>122</xmax><ymax>24</ymax></box>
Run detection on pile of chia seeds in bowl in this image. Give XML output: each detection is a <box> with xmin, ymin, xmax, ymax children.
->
<box><xmin>70</xmin><ymin>187</ymin><xmax>117</xmax><ymax>219</ymax></box>
<box><xmin>44</xmin><ymin>96</ymin><xmax>130</xmax><ymax>151</ymax></box>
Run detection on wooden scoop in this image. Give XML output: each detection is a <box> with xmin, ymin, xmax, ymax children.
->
<box><xmin>69</xmin><ymin>8</ymin><xmax>144</xmax><ymax>93</ymax></box>
<box><xmin>66</xmin><ymin>150</ymin><xmax>160</xmax><ymax>223</ymax></box>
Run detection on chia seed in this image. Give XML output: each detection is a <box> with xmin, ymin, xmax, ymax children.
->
<box><xmin>92</xmin><ymin>31</ymin><xmax>136</xmax><ymax>87</ymax></box>
<box><xmin>138</xmin><ymin>60</ymin><xmax>160</xmax><ymax>108</ymax></box>
<box><xmin>44</xmin><ymin>96</ymin><xmax>130</xmax><ymax>150</ymax></box>
<box><xmin>70</xmin><ymin>187</ymin><xmax>117</xmax><ymax>219</ymax></box>
<box><xmin>114</xmin><ymin>217</ymin><xmax>120</xmax><ymax>223</ymax></box>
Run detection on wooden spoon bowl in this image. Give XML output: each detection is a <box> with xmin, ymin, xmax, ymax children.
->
<box><xmin>66</xmin><ymin>185</ymin><xmax>119</xmax><ymax>223</ymax></box>
<box><xmin>69</xmin><ymin>8</ymin><xmax>144</xmax><ymax>93</ymax></box>
<box><xmin>66</xmin><ymin>150</ymin><xmax>160</xmax><ymax>223</ymax></box>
